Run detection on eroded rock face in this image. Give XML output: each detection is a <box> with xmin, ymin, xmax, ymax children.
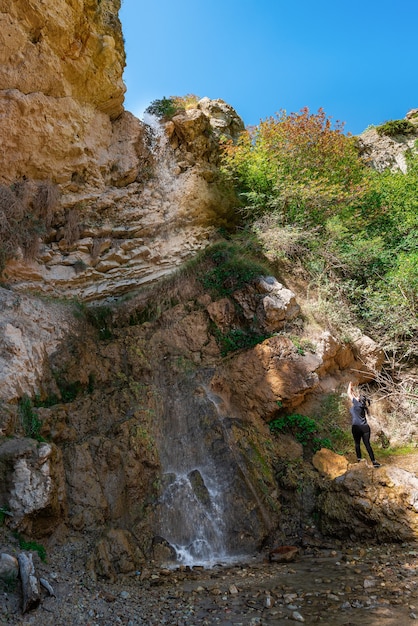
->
<box><xmin>0</xmin><ymin>0</ymin><xmax>125</xmax><ymax>186</ymax></box>
<box><xmin>2</xmin><ymin>100</ymin><xmax>242</xmax><ymax>301</ymax></box>
<box><xmin>0</xmin><ymin>272</ymin><xmax>412</xmax><ymax>571</ymax></box>
<box><xmin>318</xmin><ymin>464</ymin><xmax>418</xmax><ymax>542</ymax></box>
<box><xmin>0</xmin><ymin>288</ymin><xmax>73</xmax><ymax>401</ymax></box>
<box><xmin>0</xmin><ymin>438</ymin><xmax>67</xmax><ymax>536</ymax></box>
<box><xmin>357</xmin><ymin>109</ymin><xmax>418</xmax><ymax>172</ymax></box>
<box><xmin>0</xmin><ymin>2</ymin><xmax>243</xmax><ymax>301</ymax></box>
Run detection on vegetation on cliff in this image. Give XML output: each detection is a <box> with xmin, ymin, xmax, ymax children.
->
<box><xmin>221</xmin><ymin>108</ymin><xmax>418</xmax><ymax>365</ymax></box>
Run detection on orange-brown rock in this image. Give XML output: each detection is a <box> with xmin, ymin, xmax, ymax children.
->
<box><xmin>318</xmin><ymin>464</ymin><xmax>418</xmax><ymax>541</ymax></box>
<box><xmin>312</xmin><ymin>448</ymin><xmax>349</xmax><ymax>479</ymax></box>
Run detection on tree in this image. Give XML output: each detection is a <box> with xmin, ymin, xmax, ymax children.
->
<box><xmin>222</xmin><ymin>107</ymin><xmax>367</xmax><ymax>225</ymax></box>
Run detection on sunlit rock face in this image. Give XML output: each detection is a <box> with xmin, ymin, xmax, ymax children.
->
<box><xmin>318</xmin><ymin>464</ymin><xmax>418</xmax><ymax>541</ymax></box>
<box><xmin>1</xmin><ymin>100</ymin><xmax>241</xmax><ymax>301</ymax></box>
<box><xmin>0</xmin><ymin>0</ymin><xmax>125</xmax><ymax>186</ymax></box>
<box><xmin>357</xmin><ymin>109</ymin><xmax>418</xmax><ymax>173</ymax></box>
<box><xmin>0</xmin><ymin>0</ymin><xmax>243</xmax><ymax>301</ymax></box>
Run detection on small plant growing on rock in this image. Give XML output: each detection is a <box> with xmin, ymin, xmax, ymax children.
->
<box><xmin>0</xmin><ymin>506</ymin><xmax>11</xmax><ymax>526</ymax></box>
<box><xmin>145</xmin><ymin>94</ymin><xmax>201</xmax><ymax>121</ymax></box>
<box><xmin>14</xmin><ymin>533</ymin><xmax>47</xmax><ymax>562</ymax></box>
<box><xmin>214</xmin><ymin>326</ymin><xmax>270</xmax><ymax>356</ymax></box>
<box><xmin>18</xmin><ymin>395</ymin><xmax>44</xmax><ymax>441</ymax></box>
<box><xmin>198</xmin><ymin>240</ymin><xmax>270</xmax><ymax>298</ymax></box>
<box><xmin>145</xmin><ymin>97</ymin><xmax>180</xmax><ymax>121</ymax></box>
<box><xmin>376</xmin><ymin>119</ymin><xmax>416</xmax><ymax>137</ymax></box>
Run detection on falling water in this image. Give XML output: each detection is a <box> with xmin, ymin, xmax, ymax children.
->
<box><xmin>153</xmin><ymin>370</ymin><xmax>274</xmax><ymax>567</ymax></box>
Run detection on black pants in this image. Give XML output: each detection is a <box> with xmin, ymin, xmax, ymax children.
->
<box><xmin>352</xmin><ymin>424</ymin><xmax>376</xmax><ymax>462</ymax></box>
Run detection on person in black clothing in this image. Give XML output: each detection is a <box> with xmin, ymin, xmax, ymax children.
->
<box><xmin>348</xmin><ymin>381</ymin><xmax>381</xmax><ymax>467</ymax></box>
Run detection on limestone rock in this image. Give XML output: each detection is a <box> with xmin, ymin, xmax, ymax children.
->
<box><xmin>232</xmin><ymin>276</ymin><xmax>300</xmax><ymax>331</ymax></box>
<box><xmin>197</xmin><ymin>97</ymin><xmax>245</xmax><ymax>141</ymax></box>
<box><xmin>0</xmin><ymin>437</ymin><xmax>67</xmax><ymax>536</ymax></box>
<box><xmin>0</xmin><ymin>288</ymin><xmax>72</xmax><ymax>401</ymax></box>
<box><xmin>357</xmin><ymin>111</ymin><xmax>418</xmax><ymax>173</ymax></box>
<box><xmin>2</xmin><ymin>97</ymin><xmax>240</xmax><ymax>300</ymax></box>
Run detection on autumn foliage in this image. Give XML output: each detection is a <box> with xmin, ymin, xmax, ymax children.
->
<box><xmin>222</xmin><ymin>107</ymin><xmax>367</xmax><ymax>224</ymax></box>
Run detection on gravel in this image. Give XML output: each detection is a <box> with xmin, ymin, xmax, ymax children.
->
<box><xmin>2</xmin><ymin>541</ymin><xmax>418</xmax><ymax>625</ymax></box>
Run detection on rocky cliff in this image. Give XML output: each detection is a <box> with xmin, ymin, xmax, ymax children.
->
<box><xmin>0</xmin><ymin>1</ymin><xmax>242</xmax><ymax>301</ymax></box>
<box><xmin>1</xmin><ymin>0</ymin><xmax>417</xmax><ymax>597</ymax></box>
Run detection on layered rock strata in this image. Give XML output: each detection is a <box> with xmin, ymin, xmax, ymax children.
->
<box><xmin>0</xmin><ymin>1</ymin><xmax>243</xmax><ymax>301</ymax></box>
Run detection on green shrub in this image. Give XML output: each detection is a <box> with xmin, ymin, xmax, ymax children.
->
<box><xmin>376</xmin><ymin>119</ymin><xmax>416</xmax><ymax>137</ymax></box>
<box><xmin>74</xmin><ymin>302</ymin><xmax>114</xmax><ymax>340</ymax></box>
<box><xmin>222</xmin><ymin>107</ymin><xmax>367</xmax><ymax>226</ymax></box>
<box><xmin>269</xmin><ymin>413</ymin><xmax>330</xmax><ymax>451</ymax></box>
<box><xmin>145</xmin><ymin>97</ymin><xmax>180</xmax><ymax>121</ymax></box>
<box><xmin>145</xmin><ymin>94</ymin><xmax>201</xmax><ymax>121</ymax></box>
<box><xmin>214</xmin><ymin>326</ymin><xmax>270</xmax><ymax>356</ymax></box>
<box><xmin>14</xmin><ymin>533</ymin><xmax>46</xmax><ymax>562</ymax></box>
<box><xmin>198</xmin><ymin>240</ymin><xmax>270</xmax><ymax>298</ymax></box>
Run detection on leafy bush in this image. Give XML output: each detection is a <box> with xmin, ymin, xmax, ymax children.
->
<box><xmin>145</xmin><ymin>97</ymin><xmax>181</xmax><ymax>121</ymax></box>
<box><xmin>222</xmin><ymin>107</ymin><xmax>367</xmax><ymax>225</ymax></box>
<box><xmin>269</xmin><ymin>413</ymin><xmax>331</xmax><ymax>451</ymax></box>
<box><xmin>214</xmin><ymin>326</ymin><xmax>270</xmax><ymax>356</ymax></box>
<box><xmin>145</xmin><ymin>94</ymin><xmax>201</xmax><ymax>121</ymax></box>
<box><xmin>376</xmin><ymin>119</ymin><xmax>416</xmax><ymax>137</ymax></box>
<box><xmin>219</xmin><ymin>103</ymin><xmax>418</xmax><ymax>364</ymax></box>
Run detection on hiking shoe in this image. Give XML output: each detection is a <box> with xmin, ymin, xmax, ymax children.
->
<box><xmin>357</xmin><ymin>458</ymin><xmax>366</xmax><ymax>462</ymax></box>
<box><xmin>373</xmin><ymin>462</ymin><xmax>381</xmax><ymax>468</ymax></box>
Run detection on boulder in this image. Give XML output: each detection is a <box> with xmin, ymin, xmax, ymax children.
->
<box><xmin>312</xmin><ymin>448</ymin><xmax>349</xmax><ymax>479</ymax></box>
<box><xmin>0</xmin><ymin>438</ymin><xmax>67</xmax><ymax>536</ymax></box>
<box><xmin>318</xmin><ymin>464</ymin><xmax>418</xmax><ymax>541</ymax></box>
<box><xmin>88</xmin><ymin>529</ymin><xmax>141</xmax><ymax>581</ymax></box>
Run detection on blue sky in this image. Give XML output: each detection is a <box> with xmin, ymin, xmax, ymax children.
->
<box><xmin>120</xmin><ymin>0</ymin><xmax>418</xmax><ymax>136</ymax></box>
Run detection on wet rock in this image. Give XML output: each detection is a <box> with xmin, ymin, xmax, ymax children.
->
<box><xmin>268</xmin><ymin>546</ymin><xmax>299</xmax><ymax>563</ymax></box>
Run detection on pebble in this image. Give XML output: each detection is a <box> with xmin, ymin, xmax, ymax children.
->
<box><xmin>2</xmin><ymin>544</ymin><xmax>418</xmax><ymax>625</ymax></box>
<box><xmin>291</xmin><ymin>610</ymin><xmax>305</xmax><ymax>622</ymax></box>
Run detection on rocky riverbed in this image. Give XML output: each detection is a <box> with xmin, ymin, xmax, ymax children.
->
<box><xmin>2</xmin><ymin>539</ymin><xmax>418</xmax><ymax>626</ymax></box>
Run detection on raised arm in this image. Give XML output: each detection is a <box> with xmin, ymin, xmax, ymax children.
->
<box><xmin>347</xmin><ymin>381</ymin><xmax>356</xmax><ymax>402</ymax></box>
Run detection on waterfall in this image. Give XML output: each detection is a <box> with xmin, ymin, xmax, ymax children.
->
<box><xmin>153</xmin><ymin>369</ymin><xmax>274</xmax><ymax>567</ymax></box>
